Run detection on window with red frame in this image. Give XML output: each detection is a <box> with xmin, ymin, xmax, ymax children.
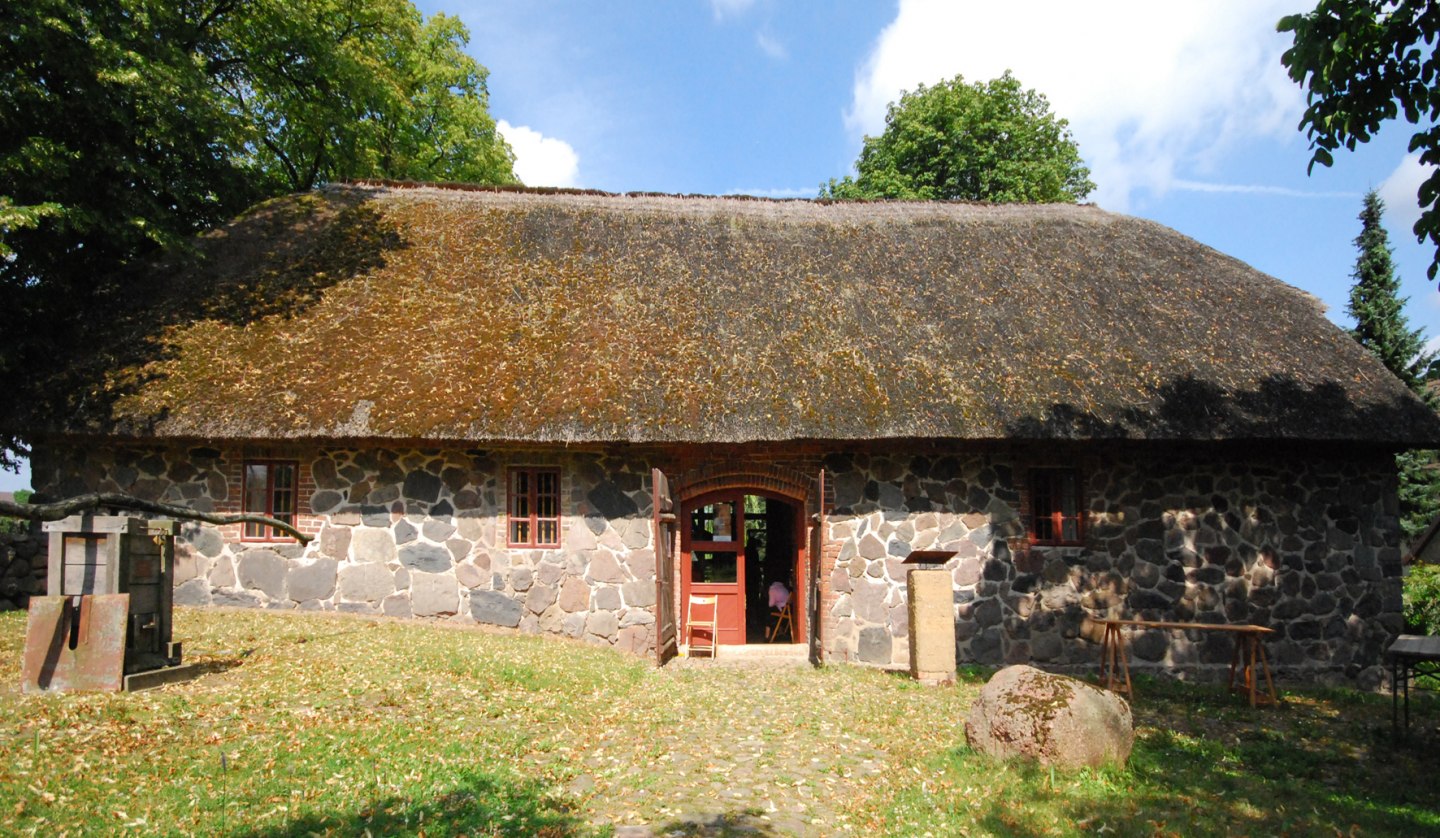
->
<box><xmin>242</xmin><ymin>460</ymin><xmax>297</xmax><ymax>540</ymax></box>
<box><xmin>508</xmin><ymin>468</ymin><xmax>561</xmax><ymax>547</ymax></box>
<box><xmin>1030</xmin><ymin>468</ymin><xmax>1082</xmax><ymax>545</ymax></box>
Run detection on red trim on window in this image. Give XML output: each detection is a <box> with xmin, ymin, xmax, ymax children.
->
<box><xmin>1028</xmin><ymin>468</ymin><xmax>1083</xmax><ymax>546</ymax></box>
<box><xmin>241</xmin><ymin>459</ymin><xmax>298</xmax><ymax>541</ymax></box>
<box><xmin>508</xmin><ymin>467</ymin><xmax>561</xmax><ymax>548</ymax></box>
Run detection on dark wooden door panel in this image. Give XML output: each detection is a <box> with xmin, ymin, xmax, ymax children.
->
<box><xmin>653</xmin><ymin>468</ymin><xmax>678</xmax><ymax>665</ymax></box>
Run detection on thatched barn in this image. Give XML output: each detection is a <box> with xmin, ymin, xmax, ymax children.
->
<box><xmin>19</xmin><ymin>183</ymin><xmax>1440</xmax><ymax>684</ymax></box>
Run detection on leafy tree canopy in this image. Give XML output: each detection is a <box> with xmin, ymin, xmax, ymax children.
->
<box><xmin>820</xmin><ymin>71</ymin><xmax>1094</xmax><ymax>203</ymax></box>
<box><xmin>1279</xmin><ymin>1</ymin><xmax>1440</xmax><ymax>280</ymax></box>
<box><xmin>0</xmin><ymin>0</ymin><xmax>517</xmax><ymax>471</ymax></box>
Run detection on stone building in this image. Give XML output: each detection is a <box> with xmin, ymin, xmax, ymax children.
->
<box><xmin>14</xmin><ymin>183</ymin><xmax>1440</xmax><ymax>685</ymax></box>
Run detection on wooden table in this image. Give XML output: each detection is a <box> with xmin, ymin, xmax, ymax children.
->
<box><xmin>1098</xmin><ymin>619</ymin><xmax>1278</xmax><ymax>707</ymax></box>
<box><xmin>1387</xmin><ymin>634</ymin><xmax>1440</xmax><ymax>736</ymax></box>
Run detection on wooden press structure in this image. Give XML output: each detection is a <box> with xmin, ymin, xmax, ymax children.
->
<box><xmin>21</xmin><ymin>515</ymin><xmax>195</xmax><ymax>692</ymax></box>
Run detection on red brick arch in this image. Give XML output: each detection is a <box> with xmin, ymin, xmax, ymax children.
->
<box><xmin>672</xmin><ymin>463</ymin><xmax>814</xmax><ymax>506</ymax></box>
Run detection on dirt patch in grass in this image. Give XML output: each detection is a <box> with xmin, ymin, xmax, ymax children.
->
<box><xmin>566</xmin><ymin>661</ymin><xmax>971</xmax><ymax>834</ymax></box>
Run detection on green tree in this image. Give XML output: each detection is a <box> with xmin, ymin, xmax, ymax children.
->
<box><xmin>1349</xmin><ymin>191</ymin><xmax>1430</xmax><ymax>388</ymax></box>
<box><xmin>820</xmin><ymin>72</ymin><xmax>1094</xmax><ymax>203</ymax></box>
<box><xmin>1404</xmin><ymin>561</ymin><xmax>1440</xmax><ymax>634</ymax></box>
<box><xmin>1345</xmin><ymin>191</ymin><xmax>1440</xmax><ymax>542</ymax></box>
<box><xmin>0</xmin><ymin>489</ymin><xmax>31</xmax><ymax>536</ymax></box>
<box><xmin>1279</xmin><ymin>1</ymin><xmax>1440</xmax><ymax>281</ymax></box>
<box><xmin>208</xmin><ymin>0</ymin><xmax>516</xmax><ymax>192</ymax></box>
<box><xmin>1397</xmin><ymin>447</ymin><xmax>1440</xmax><ymax>540</ymax></box>
<box><xmin>0</xmin><ymin>0</ymin><xmax>516</xmax><ymax>472</ymax></box>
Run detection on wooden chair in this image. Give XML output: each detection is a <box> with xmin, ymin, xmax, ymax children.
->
<box><xmin>686</xmin><ymin>594</ymin><xmax>719</xmax><ymax>658</ymax></box>
<box><xmin>766</xmin><ymin>601</ymin><xmax>794</xmax><ymax>643</ymax></box>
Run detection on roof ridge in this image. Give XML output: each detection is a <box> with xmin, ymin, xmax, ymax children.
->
<box><xmin>334</xmin><ymin>178</ymin><xmax>1102</xmax><ymax>212</ymax></box>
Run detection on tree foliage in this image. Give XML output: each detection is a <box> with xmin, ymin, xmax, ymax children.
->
<box><xmin>1344</xmin><ymin>191</ymin><xmax>1440</xmax><ymax>543</ymax></box>
<box><xmin>1348</xmin><ymin>191</ymin><xmax>1430</xmax><ymax>387</ymax></box>
<box><xmin>1397</xmin><ymin>447</ymin><xmax>1440</xmax><ymax>540</ymax></box>
<box><xmin>820</xmin><ymin>72</ymin><xmax>1094</xmax><ymax>203</ymax></box>
<box><xmin>208</xmin><ymin>0</ymin><xmax>516</xmax><ymax>193</ymax></box>
<box><xmin>0</xmin><ymin>0</ymin><xmax>516</xmax><ymax>472</ymax></box>
<box><xmin>1404</xmin><ymin>561</ymin><xmax>1440</xmax><ymax>633</ymax></box>
<box><xmin>1279</xmin><ymin>1</ymin><xmax>1440</xmax><ymax>280</ymax></box>
<box><xmin>0</xmin><ymin>489</ymin><xmax>31</xmax><ymax>536</ymax></box>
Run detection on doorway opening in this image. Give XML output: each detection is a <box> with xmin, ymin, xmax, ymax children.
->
<box><xmin>680</xmin><ymin>491</ymin><xmax>804</xmax><ymax>647</ymax></box>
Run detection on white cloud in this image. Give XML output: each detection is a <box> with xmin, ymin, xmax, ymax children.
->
<box><xmin>1380</xmin><ymin>152</ymin><xmax>1436</xmax><ymax>234</ymax></box>
<box><xmin>756</xmin><ymin>31</ymin><xmax>787</xmax><ymax>60</ymax></box>
<box><xmin>1171</xmin><ymin>180</ymin><xmax>1358</xmax><ymax>199</ymax></box>
<box><xmin>723</xmin><ymin>186</ymin><xmax>816</xmax><ymax>199</ymax></box>
<box><xmin>497</xmin><ymin>120</ymin><xmax>580</xmax><ymax>188</ymax></box>
<box><xmin>846</xmin><ymin>0</ymin><xmax>1304</xmax><ymax>210</ymax></box>
<box><xmin>710</xmin><ymin>0</ymin><xmax>756</xmax><ymax>21</ymax></box>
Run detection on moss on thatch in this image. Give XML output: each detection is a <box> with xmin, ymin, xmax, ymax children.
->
<box><xmin>26</xmin><ymin>183</ymin><xmax>1440</xmax><ymax>446</ymax></box>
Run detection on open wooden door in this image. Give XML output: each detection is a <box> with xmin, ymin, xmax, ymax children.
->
<box><xmin>652</xmin><ymin>468</ymin><xmax>678</xmax><ymax>665</ymax></box>
<box><xmin>681</xmin><ymin>492</ymin><xmax>749</xmax><ymax>646</ymax></box>
<box><xmin>808</xmin><ymin>469</ymin><xmax>830</xmax><ymax>665</ymax></box>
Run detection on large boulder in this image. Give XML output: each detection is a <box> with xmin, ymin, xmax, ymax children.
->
<box><xmin>964</xmin><ymin>665</ymin><xmax>1133</xmax><ymax>769</ymax></box>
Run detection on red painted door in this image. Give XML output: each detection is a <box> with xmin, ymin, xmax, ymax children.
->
<box><xmin>681</xmin><ymin>493</ymin><xmax>747</xmax><ymax>646</ymax></box>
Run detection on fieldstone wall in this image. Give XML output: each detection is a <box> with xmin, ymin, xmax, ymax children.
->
<box><xmin>30</xmin><ymin>440</ymin><xmax>1406</xmax><ymax>683</ymax></box>
<box><xmin>0</xmin><ymin>527</ymin><xmax>45</xmax><ymax>609</ymax></box>
<box><xmin>820</xmin><ymin>452</ymin><xmax>1022</xmax><ymax>666</ymax></box>
<box><xmin>30</xmin><ymin>444</ymin><xmax>660</xmax><ymax>654</ymax></box>
<box><xmin>1071</xmin><ymin>455</ymin><xmax>1402</xmax><ymax>687</ymax></box>
<box><xmin>821</xmin><ymin>449</ymin><xmax>1404</xmax><ymax>686</ymax></box>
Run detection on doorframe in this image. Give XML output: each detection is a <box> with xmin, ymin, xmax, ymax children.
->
<box><xmin>676</xmin><ymin>487</ymin><xmax>809</xmax><ymax>646</ymax></box>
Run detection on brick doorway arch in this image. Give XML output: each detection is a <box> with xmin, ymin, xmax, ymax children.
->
<box><xmin>672</xmin><ymin>465</ymin><xmax>813</xmax><ymax>648</ymax></box>
<box><xmin>672</xmin><ymin>463</ymin><xmax>814</xmax><ymax>508</ymax></box>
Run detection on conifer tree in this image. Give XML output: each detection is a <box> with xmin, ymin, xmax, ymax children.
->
<box><xmin>1349</xmin><ymin>192</ymin><xmax>1429</xmax><ymax>387</ymax></box>
<box><xmin>1397</xmin><ymin>448</ymin><xmax>1440</xmax><ymax>540</ymax></box>
<box><xmin>1347</xmin><ymin>190</ymin><xmax>1440</xmax><ymax>540</ymax></box>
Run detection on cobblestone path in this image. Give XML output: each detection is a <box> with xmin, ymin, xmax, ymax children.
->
<box><xmin>522</xmin><ymin>654</ymin><xmax>974</xmax><ymax>836</ymax></box>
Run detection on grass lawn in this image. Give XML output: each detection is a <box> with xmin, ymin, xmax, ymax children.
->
<box><xmin>0</xmin><ymin>607</ymin><xmax>1436</xmax><ymax>836</ymax></box>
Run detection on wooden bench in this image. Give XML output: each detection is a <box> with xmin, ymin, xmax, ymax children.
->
<box><xmin>1097</xmin><ymin>619</ymin><xmax>1278</xmax><ymax>707</ymax></box>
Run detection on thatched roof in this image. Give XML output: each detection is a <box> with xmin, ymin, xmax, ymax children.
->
<box><xmin>25</xmin><ymin>183</ymin><xmax>1440</xmax><ymax>446</ymax></box>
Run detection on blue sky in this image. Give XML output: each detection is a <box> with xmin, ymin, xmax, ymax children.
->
<box><xmin>443</xmin><ymin>0</ymin><xmax>1438</xmax><ymax>331</ymax></box>
<box><xmin>3</xmin><ymin>0</ymin><xmax>1435</xmax><ymax>492</ymax></box>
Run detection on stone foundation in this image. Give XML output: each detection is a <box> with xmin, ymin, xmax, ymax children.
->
<box><xmin>30</xmin><ymin>440</ymin><xmax>1405</xmax><ymax>684</ymax></box>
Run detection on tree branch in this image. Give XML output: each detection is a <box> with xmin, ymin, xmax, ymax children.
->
<box><xmin>0</xmin><ymin>493</ymin><xmax>310</xmax><ymax>544</ymax></box>
<box><xmin>186</xmin><ymin>0</ymin><xmax>240</xmax><ymax>51</ymax></box>
<box><xmin>259</xmin><ymin>134</ymin><xmax>302</xmax><ymax>192</ymax></box>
